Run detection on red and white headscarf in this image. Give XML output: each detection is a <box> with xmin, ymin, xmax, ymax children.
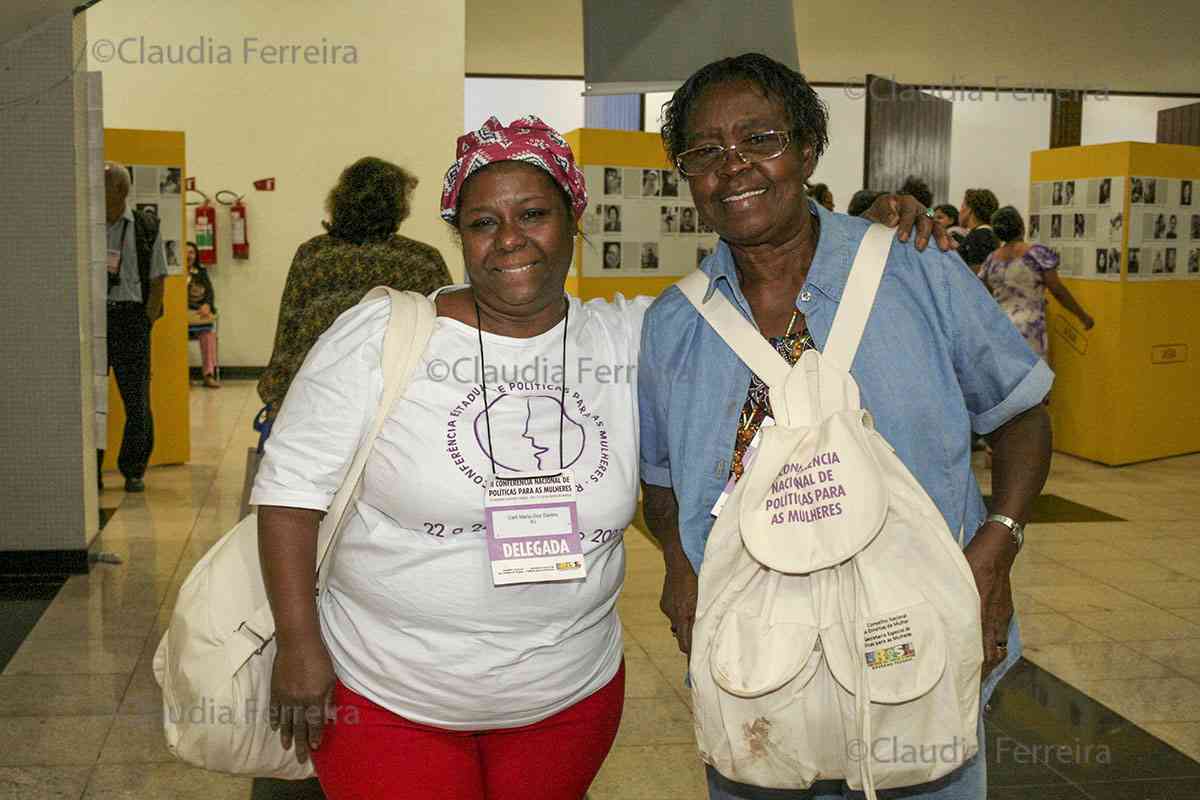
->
<box><xmin>440</xmin><ymin>115</ymin><xmax>588</xmax><ymax>223</ymax></box>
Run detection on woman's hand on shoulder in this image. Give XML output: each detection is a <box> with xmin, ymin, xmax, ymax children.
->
<box><xmin>862</xmin><ymin>194</ymin><xmax>953</xmax><ymax>252</ymax></box>
<box><xmin>270</xmin><ymin>636</ymin><xmax>336</xmax><ymax>765</ymax></box>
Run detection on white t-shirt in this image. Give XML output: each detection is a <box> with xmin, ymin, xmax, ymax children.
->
<box><xmin>251</xmin><ymin>288</ymin><xmax>649</xmax><ymax>730</ymax></box>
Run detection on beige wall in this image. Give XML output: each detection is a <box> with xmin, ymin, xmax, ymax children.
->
<box><xmin>463</xmin><ymin>0</ymin><xmax>1199</xmax><ymax>95</ymax></box>
<box><xmin>466</xmin><ymin>0</ymin><xmax>582</xmax><ymax>75</ymax></box>
<box><xmin>88</xmin><ymin>0</ymin><xmax>466</xmax><ymax>367</ymax></box>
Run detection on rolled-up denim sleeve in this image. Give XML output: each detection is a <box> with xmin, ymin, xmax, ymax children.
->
<box><xmin>637</xmin><ymin>304</ymin><xmax>673</xmax><ymax>488</ymax></box>
<box><xmin>943</xmin><ymin>256</ymin><xmax>1054</xmax><ymax>434</ymax></box>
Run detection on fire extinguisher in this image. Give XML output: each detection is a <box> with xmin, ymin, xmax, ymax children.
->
<box><xmin>230</xmin><ymin>197</ymin><xmax>249</xmax><ymax>260</ymax></box>
<box><xmin>194</xmin><ymin>202</ymin><xmax>217</xmax><ymax>265</ymax></box>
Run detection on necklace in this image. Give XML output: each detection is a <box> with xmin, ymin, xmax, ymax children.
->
<box><xmin>473</xmin><ymin>295</ymin><xmax>570</xmax><ymax>475</ymax></box>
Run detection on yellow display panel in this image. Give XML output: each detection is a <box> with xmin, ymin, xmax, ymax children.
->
<box><xmin>103</xmin><ymin>129</ymin><xmax>190</xmax><ymax>468</ymax></box>
<box><xmin>566</xmin><ymin>129</ymin><xmax>707</xmax><ymax>302</ymax></box>
<box><xmin>1031</xmin><ymin>143</ymin><xmax>1200</xmax><ymax>465</ymax></box>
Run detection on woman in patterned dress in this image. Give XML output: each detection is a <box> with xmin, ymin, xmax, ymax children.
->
<box><xmin>980</xmin><ymin>206</ymin><xmax>1094</xmax><ymax>356</ymax></box>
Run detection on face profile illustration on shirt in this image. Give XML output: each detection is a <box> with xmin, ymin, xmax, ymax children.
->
<box><xmin>473</xmin><ymin>393</ymin><xmax>588</xmax><ymax>473</ymax></box>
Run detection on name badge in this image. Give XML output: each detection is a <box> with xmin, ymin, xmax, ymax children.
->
<box><xmin>484</xmin><ymin>470</ymin><xmax>586</xmax><ymax>586</ymax></box>
<box><xmin>711</xmin><ymin>416</ymin><xmax>774</xmax><ymax>518</ymax></box>
<box><xmin>107</xmin><ymin>249</ymin><xmax>122</xmax><ymax>275</ymax></box>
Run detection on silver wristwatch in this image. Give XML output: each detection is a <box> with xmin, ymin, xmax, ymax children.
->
<box><xmin>985</xmin><ymin>513</ymin><xmax>1025</xmax><ymax>552</ymax></box>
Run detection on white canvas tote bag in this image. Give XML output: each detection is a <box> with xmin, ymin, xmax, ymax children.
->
<box><xmin>678</xmin><ymin>225</ymin><xmax>983</xmax><ymax>799</ymax></box>
<box><xmin>152</xmin><ymin>287</ymin><xmax>436</xmax><ymax>779</ymax></box>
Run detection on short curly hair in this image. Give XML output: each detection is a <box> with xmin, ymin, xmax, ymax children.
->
<box><xmin>991</xmin><ymin>206</ymin><xmax>1025</xmax><ymax>242</ymax></box>
<box><xmin>660</xmin><ymin>53</ymin><xmax>829</xmax><ymax>167</ymax></box>
<box><xmin>963</xmin><ymin>188</ymin><xmax>999</xmax><ymax>226</ymax></box>
<box><xmin>898</xmin><ymin>175</ymin><xmax>933</xmax><ymax>209</ymax></box>
<box><xmin>324</xmin><ymin>157</ymin><xmax>418</xmax><ymax>245</ymax></box>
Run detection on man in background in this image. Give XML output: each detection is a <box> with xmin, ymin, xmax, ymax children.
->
<box><xmin>100</xmin><ymin>162</ymin><xmax>167</xmax><ymax>493</ymax></box>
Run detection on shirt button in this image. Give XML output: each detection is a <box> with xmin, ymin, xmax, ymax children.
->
<box><xmin>799</xmin><ymin>290</ymin><xmax>812</xmax><ymax>302</ymax></box>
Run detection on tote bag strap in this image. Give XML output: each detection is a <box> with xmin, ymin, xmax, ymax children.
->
<box><xmin>821</xmin><ymin>224</ymin><xmax>893</xmax><ymax>373</ymax></box>
<box><xmin>314</xmin><ymin>286</ymin><xmax>436</xmax><ymax>587</ymax></box>
<box><xmin>676</xmin><ymin>271</ymin><xmax>791</xmax><ymax>388</ymax></box>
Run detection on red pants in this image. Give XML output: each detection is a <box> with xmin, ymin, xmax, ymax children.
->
<box><xmin>311</xmin><ymin>663</ymin><xmax>625</xmax><ymax>800</ymax></box>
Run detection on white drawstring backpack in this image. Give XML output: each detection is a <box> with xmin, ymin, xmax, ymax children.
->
<box><xmin>677</xmin><ymin>225</ymin><xmax>983</xmax><ymax>799</ymax></box>
<box><xmin>153</xmin><ymin>287</ymin><xmax>436</xmax><ymax>778</ymax></box>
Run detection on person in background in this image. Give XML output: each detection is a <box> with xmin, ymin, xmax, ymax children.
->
<box><xmin>100</xmin><ymin>162</ymin><xmax>168</xmax><ymax>493</ymax></box>
<box><xmin>931</xmin><ymin>203</ymin><xmax>960</xmax><ymax>227</ymax></box>
<box><xmin>981</xmin><ymin>206</ymin><xmax>1094</xmax><ymax>357</ymax></box>
<box><xmin>257</xmin><ymin>157</ymin><xmax>452</xmax><ymax>429</ymax></box>
<box><xmin>959</xmin><ymin>187</ymin><xmax>999</xmax><ymax>232</ymax></box>
<box><xmin>807</xmin><ymin>181</ymin><xmax>834</xmax><ymax>211</ymax></box>
<box><xmin>958</xmin><ymin>226</ymin><xmax>1001</xmax><ymax>274</ymax></box>
<box><xmin>639</xmin><ymin>53</ymin><xmax>1051</xmax><ymax>800</ymax></box>
<box><xmin>846</xmin><ymin>188</ymin><xmax>885</xmax><ymax>217</ymax></box>
<box><xmin>186</xmin><ymin>241</ymin><xmax>220</xmax><ymax>388</ymax></box>
<box><xmin>898</xmin><ymin>174</ymin><xmax>933</xmax><ymax>208</ymax></box>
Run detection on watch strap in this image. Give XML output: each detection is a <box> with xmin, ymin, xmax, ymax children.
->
<box><xmin>985</xmin><ymin>512</ymin><xmax>1025</xmax><ymax>551</ymax></box>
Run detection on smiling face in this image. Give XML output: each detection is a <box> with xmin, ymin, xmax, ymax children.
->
<box><xmin>457</xmin><ymin>162</ymin><xmax>575</xmax><ymax>322</ymax></box>
<box><xmin>683</xmin><ymin>80</ymin><xmax>814</xmax><ymax>247</ymax></box>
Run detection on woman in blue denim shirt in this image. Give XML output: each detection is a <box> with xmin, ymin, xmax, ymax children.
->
<box><xmin>638</xmin><ymin>54</ymin><xmax>1054</xmax><ymax>800</ymax></box>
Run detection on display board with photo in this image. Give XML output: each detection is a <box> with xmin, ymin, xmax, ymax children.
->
<box><xmin>1030</xmin><ymin>178</ymin><xmax>1122</xmax><ymax>280</ymax></box>
<box><xmin>130</xmin><ymin>164</ymin><xmax>185</xmax><ymax>276</ymax></box>
<box><xmin>581</xmin><ymin>164</ymin><xmax>717</xmax><ymax>277</ymax></box>
<box><xmin>1125</xmin><ymin>176</ymin><xmax>1198</xmax><ymax>281</ymax></box>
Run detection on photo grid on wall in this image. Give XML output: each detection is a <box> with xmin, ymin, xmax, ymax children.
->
<box><xmin>130</xmin><ymin>165</ymin><xmax>185</xmax><ymax>276</ymax></box>
<box><xmin>1028</xmin><ymin>177</ymin><xmax>1124</xmax><ymax>281</ymax></box>
<box><xmin>581</xmin><ymin>165</ymin><xmax>719</xmax><ymax>277</ymax></box>
<box><xmin>1127</xmin><ymin>177</ymin><xmax>1198</xmax><ymax>280</ymax></box>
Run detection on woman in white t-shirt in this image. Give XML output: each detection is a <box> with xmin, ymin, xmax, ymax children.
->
<box><xmin>252</xmin><ymin>116</ymin><xmax>645</xmax><ymax>800</ymax></box>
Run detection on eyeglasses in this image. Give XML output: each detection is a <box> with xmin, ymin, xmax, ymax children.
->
<box><xmin>675</xmin><ymin>131</ymin><xmax>792</xmax><ymax>177</ymax></box>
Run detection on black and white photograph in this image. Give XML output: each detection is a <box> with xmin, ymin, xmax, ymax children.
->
<box><xmin>1183</xmin><ymin>180</ymin><xmax>1194</xmax><ymax>207</ymax></box>
<box><xmin>135</xmin><ymin>202</ymin><xmax>158</xmax><ymax>218</ymax></box>
<box><xmin>1193</xmin><ymin>214</ymin><xmax>1200</xmax><ymax>239</ymax></box>
<box><xmin>1095</xmin><ymin>248</ymin><xmax>1108</xmax><ymax>274</ymax></box>
<box><xmin>1050</xmin><ymin>214</ymin><xmax>1062</xmax><ymax>239</ymax></box>
<box><xmin>1029</xmin><ymin>215</ymin><xmax>1040</xmax><ymax>240</ymax></box>
<box><xmin>1151</xmin><ymin>249</ymin><xmax>1165</xmax><ymax>274</ymax></box>
<box><xmin>603</xmin><ymin>204</ymin><xmax>621</xmax><ymax>233</ymax></box>
<box><xmin>1131</xmin><ymin>177</ymin><xmax>1145</xmax><ymax>204</ymax></box>
<box><xmin>603</xmin><ymin>167</ymin><xmax>622</xmax><ymax>196</ymax></box>
<box><xmin>679</xmin><ymin>207</ymin><xmax>697</xmax><ymax>233</ymax></box>
<box><xmin>1153</xmin><ymin>213</ymin><xmax>1166</xmax><ymax>239</ymax></box>
<box><xmin>1109</xmin><ymin>212</ymin><xmax>1123</xmax><ymax>239</ymax></box>
<box><xmin>661</xmin><ymin>170</ymin><xmax>680</xmax><ymax>197</ymax></box>
<box><xmin>1109</xmin><ymin>248</ymin><xmax>1121</xmax><ymax>273</ymax></box>
<box><xmin>1128</xmin><ymin>248</ymin><xmax>1141</xmax><ymax>274</ymax></box>
<box><xmin>1052</xmin><ymin>181</ymin><xmax>1063</xmax><ymax>206</ymax></box>
<box><xmin>641</xmin><ymin>169</ymin><xmax>661</xmax><ymax>197</ymax></box>
<box><xmin>1166</xmin><ymin>214</ymin><xmax>1179</xmax><ymax>239</ymax></box>
<box><xmin>1189</xmin><ymin>248</ymin><xmax>1200</xmax><ymax>274</ymax></box>
<box><xmin>164</xmin><ymin>239</ymin><xmax>179</xmax><ymax>267</ymax></box>
<box><xmin>1063</xmin><ymin>180</ymin><xmax>1075</xmax><ymax>206</ymax></box>
<box><xmin>697</xmin><ymin>245</ymin><xmax>713</xmax><ymax>267</ymax></box>
<box><xmin>1145</xmin><ymin>178</ymin><xmax>1157</xmax><ymax>204</ymax></box>
<box><xmin>1098</xmin><ymin>178</ymin><xmax>1111</xmax><ymax>206</ymax></box>
<box><xmin>1073</xmin><ymin>213</ymin><xmax>1087</xmax><ymax>239</ymax></box>
<box><xmin>1166</xmin><ymin>248</ymin><xmax>1177</xmax><ymax>273</ymax></box>
<box><xmin>660</xmin><ymin>205</ymin><xmax>677</xmax><ymax>234</ymax></box>
<box><xmin>159</xmin><ymin>167</ymin><xmax>182</xmax><ymax>194</ymax></box>
<box><xmin>640</xmin><ymin>242</ymin><xmax>659</xmax><ymax>270</ymax></box>
<box><xmin>602</xmin><ymin>241</ymin><xmax>621</xmax><ymax>270</ymax></box>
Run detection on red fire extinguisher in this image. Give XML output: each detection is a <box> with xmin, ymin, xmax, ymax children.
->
<box><xmin>230</xmin><ymin>197</ymin><xmax>249</xmax><ymax>260</ymax></box>
<box><xmin>194</xmin><ymin>202</ymin><xmax>217</xmax><ymax>265</ymax></box>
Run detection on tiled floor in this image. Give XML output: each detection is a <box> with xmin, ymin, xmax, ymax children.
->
<box><xmin>1</xmin><ymin>380</ymin><xmax>1197</xmax><ymax>799</ymax></box>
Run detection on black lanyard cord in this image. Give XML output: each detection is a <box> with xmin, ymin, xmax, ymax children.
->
<box><xmin>473</xmin><ymin>294</ymin><xmax>570</xmax><ymax>477</ymax></box>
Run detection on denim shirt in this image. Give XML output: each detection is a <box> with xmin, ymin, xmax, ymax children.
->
<box><xmin>637</xmin><ymin>202</ymin><xmax>1053</xmax><ymax>697</ymax></box>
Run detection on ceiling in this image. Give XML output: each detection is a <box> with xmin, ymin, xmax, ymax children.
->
<box><xmin>0</xmin><ymin>0</ymin><xmax>84</xmax><ymax>47</ymax></box>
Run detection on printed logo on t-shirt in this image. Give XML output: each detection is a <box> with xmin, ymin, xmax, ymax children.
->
<box><xmin>446</xmin><ymin>381</ymin><xmax>610</xmax><ymax>493</ymax></box>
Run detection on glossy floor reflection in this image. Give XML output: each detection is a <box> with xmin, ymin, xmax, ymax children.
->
<box><xmin>0</xmin><ymin>381</ymin><xmax>1196</xmax><ymax>799</ymax></box>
